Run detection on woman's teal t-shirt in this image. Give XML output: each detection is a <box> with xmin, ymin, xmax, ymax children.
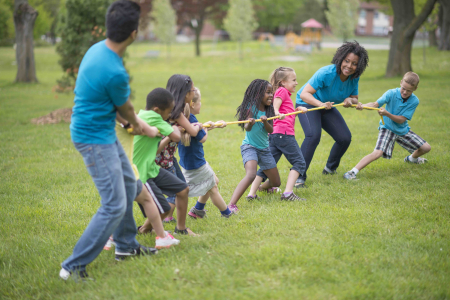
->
<box><xmin>296</xmin><ymin>64</ymin><xmax>359</xmax><ymax>105</ymax></box>
<box><xmin>242</xmin><ymin>109</ymin><xmax>269</xmax><ymax>150</ymax></box>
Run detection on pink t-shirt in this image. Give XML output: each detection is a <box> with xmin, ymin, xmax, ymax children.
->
<box><xmin>273</xmin><ymin>87</ymin><xmax>295</xmax><ymax>135</ymax></box>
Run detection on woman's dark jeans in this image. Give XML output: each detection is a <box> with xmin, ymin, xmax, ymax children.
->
<box><xmin>296</xmin><ymin>104</ymin><xmax>352</xmax><ymax>181</ymax></box>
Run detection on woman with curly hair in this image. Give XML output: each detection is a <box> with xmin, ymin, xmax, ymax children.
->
<box><xmin>295</xmin><ymin>41</ymin><xmax>368</xmax><ymax>185</ymax></box>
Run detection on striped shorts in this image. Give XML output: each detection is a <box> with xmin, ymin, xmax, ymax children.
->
<box><xmin>375</xmin><ymin>128</ymin><xmax>426</xmax><ymax>159</ymax></box>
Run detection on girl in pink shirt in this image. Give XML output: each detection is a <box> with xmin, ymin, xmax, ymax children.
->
<box><xmin>248</xmin><ymin>67</ymin><xmax>308</xmax><ymax>201</ymax></box>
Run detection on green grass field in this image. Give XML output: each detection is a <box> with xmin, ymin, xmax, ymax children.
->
<box><xmin>1</xmin><ymin>41</ymin><xmax>449</xmax><ymax>299</ymax></box>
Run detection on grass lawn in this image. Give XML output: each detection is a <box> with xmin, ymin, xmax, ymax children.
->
<box><xmin>1</xmin><ymin>41</ymin><xmax>449</xmax><ymax>299</ymax></box>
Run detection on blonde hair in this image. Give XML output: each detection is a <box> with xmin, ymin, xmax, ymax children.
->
<box><xmin>181</xmin><ymin>88</ymin><xmax>201</xmax><ymax>146</ymax></box>
<box><xmin>269</xmin><ymin>67</ymin><xmax>295</xmax><ymax>91</ymax></box>
<box><xmin>403</xmin><ymin>72</ymin><xmax>420</xmax><ymax>87</ymax></box>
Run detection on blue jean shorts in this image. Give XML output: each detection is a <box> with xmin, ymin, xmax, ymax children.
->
<box><xmin>240</xmin><ymin>144</ymin><xmax>277</xmax><ymax>171</ymax></box>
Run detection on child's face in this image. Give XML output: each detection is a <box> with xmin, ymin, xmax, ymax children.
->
<box><xmin>191</xmin><ymin>98</ymin><xmax>202</xmax><ymax>115</ymax></box>
<box><xmin>154</xmin><ymin>101</ymin><xmax>175</xmax><ymax>120</ymax></box>
<box><xmin>184</xmin><ymin>83</ymin><xmax>196</xmax><ymax>104</ymax></box>
<box><xmin>341</xmin><ymin>53</ymin><xmax>359</xmax><ymax>77</ymax></box>
<box><xmin>399</xmin><ymin>80</ymin><xmax>417</xmax><ymax>99</ymax></box>
<box><xmin>261</xmin><ymin>84</ymin><xmax>274</xmax><ymax>106</ymax></box>
<box><xmin>281</xmin><ymin>71</ymin><xmax>298</xmax><ymax>93</ymax></box>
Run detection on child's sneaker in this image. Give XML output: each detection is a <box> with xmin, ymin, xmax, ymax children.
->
<box><xmin>322</xmin><ymin>168</ymin><xmax>337</xmax><ymax>175</ymax></box>
<box><xmin>246</xmin><ymin>195</ymin><xmax>260</xmax><ymax>201</ymax></box>
<box><xmin>115</xmin><ymin>244</ymin><xmax>158</xmax><ymax>261</ymax></box>
<box><xmin>221</xmin><ymin>211</ymin><xmax>235</xmax><ymax>218</ymax></box>
<box><xmin>228</xmin><ymin>204</ymin><xmax>239</xmax><ymax>214</ymax></box>
<box><xmin>404</xmin><ymin>156</ymin><xmax>428</xmax><ymax>164</ymax></box>
<box><xmin>103</xmin><ymin>236</ymin><xmax>115</xmax><ymax>251</ymax></box>
<box><xmin>59</xmin><ymin>268</ymin><xmax>93</xmax><ymax>282</ymax></box>
<box><xmin>266</xmin><ymin>187</ymin><xmax>282</xmax><ymax>194</ymax></box>
<box><xmin>295</xmin><ymin>178</ymin><xmax>307</xmax><ymax>188</ymax></box>
<box><xmin>155</xmin><ymin>232</ymin><xmax>180</xmax><ymax>249</ymax></box>
<box><xmin>188</xmin><ymin>206</ymin><xmax>207</xmax><ymax>219</ymax></box>
<box><xmin>174</xmin><ymin>227</ymin><xmax>198</xmax><ymax>236</ymax></box>
<box><xmin>280</xmin><ymin>192</ymin><xmax>306</xmax><ymax>201</ymax></box>
<box><xmin>163</xmin><ymin>216</ymin><xmax>176</xmax><ymax>223</ymax></box>
<box><xmin>343</xmin><ymin>171</ymin><xmax>358</xmax><ymax>180</ymax></box>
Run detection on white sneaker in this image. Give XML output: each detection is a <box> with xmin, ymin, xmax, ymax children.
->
<box><xmin>155</xmin><ymin>232</ymin><xmax>180</xmax><ymax>249</ymax></box>
<box><xmin>404</xmin><ymin>156</ymin><xmax>428</xmax><ymax>164</ymax></box>
<box><xmin>59</xmin><ymin>268</ymin><xmax>71</xmax><ymax>280</ymax></box>
<box><xmin>103</xmin><ymin>236</ymin><xmax>115</xmax><ymax>251</ymax></box>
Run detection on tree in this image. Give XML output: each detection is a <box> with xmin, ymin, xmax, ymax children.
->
<box><xmin>254</xmin><ymin>0</ymin><xmax>304</xmax><ymax>33</ymax></box>
<box><xmin>172</xmin><ymin>0</ymin><xmax>227</xmax><ymax>57</ymax></box>
<box><xmin>14</xmin><ymin>0</ymin><xmax>38</xmax><ymax>83</ymax></box>
<box><xmin>325</xmin><ymin>0</ymin><xmax>359</xmax><ymax>42</ymax></box>
<box><xmin>223</xmin><ymin>0</ymin><xmax>258</xmax><ymax>59</ymax></box>
<box><xmin>385</xmin><ymin>0</ymin><xmax>437</xmax><ymax>77</ymax></box>
<box><xmin>438</xmin><ymin>0</ymin><xmax>450</xmax><ymax>50</ymax></box>
<box><xmin>151</xmin><ymin>0</ymin><xmax>176</xmax><ymax>57</ymax></box>
<box><xmin>292</xmin><ymin>0</ymin><xmax>327</xmax><ymax>32</ymax></box>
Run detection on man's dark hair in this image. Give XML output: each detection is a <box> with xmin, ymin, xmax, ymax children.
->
<box><xmin>331</xmin><ymin>41</ymin><xmax>369</xmax><ymax>79</ymax></box>
<box><xmin>106</xmin><ymin>0</ymin><xmax>141</xmax><ymax>43</ymax></box>
<box><xmin>166</xmin><ymin>74</ymin><xmax>193</xmax><ymax>120</ymax></box>
<box><xmin>146</xmin><ymin>88</ymin><xmax>174</xmax><ymax>111</ymax></box>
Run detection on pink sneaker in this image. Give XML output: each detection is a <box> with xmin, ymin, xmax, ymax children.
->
<box><xmin>163</xmin><ymin>217</ymin><xmax>176</xmax><ymax>223</ymax></box>
<box><xmin>155</xmin><ymin>232</ymin><xmax>180</xmax><ymax>249</ymax></box>
<box><xmin>228</xmin><ymin>204</ymin><xmax>239</xmax><ymax>214</ymax></box>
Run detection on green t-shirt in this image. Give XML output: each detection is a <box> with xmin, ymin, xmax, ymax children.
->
<box><xmin>133</xmin><ymin>110</ymin><xmax>174</xmax><ymax>182</ymax></box>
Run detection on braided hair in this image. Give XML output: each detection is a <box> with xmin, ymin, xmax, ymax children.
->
<box><xmin>331</xmin><ymin>41</ymin><xmax>369</xmax><ymax>79</ymax></box>
<box><xmin>235</xmin><ymin>79</ymin><xmax>275</xmax><ymax>130</ymax></box>
<box><xmin>166</xmin><ymin>74</ymin><xmax>193</xmax><ymax>120</ymax></box>
<box><xmin>270</xmin><ymin>67</ymin><xmax>294</xmax><ymax>92</ymax></box>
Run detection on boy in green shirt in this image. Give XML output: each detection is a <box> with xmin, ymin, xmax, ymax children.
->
<box><xmin>134</xmin><ymin>88</ymin><xmax>197</xmax><ymax>236</ymax></box>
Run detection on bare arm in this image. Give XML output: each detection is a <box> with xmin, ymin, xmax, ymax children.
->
<box><xmin>362</xmin><ymin>101</ymin><xmax>380</xmax><ymax>108</ymax></box>
<box><xmin>199</xmin><ymin>129</ymin><xmax>208</xmax><ymax>143</ymax></box>
<box><xmin>273</xmin><ymin>97</ymin><xmax>286</xmax><ymax>119</ymax></box>
<box><xmin>261</xmin><ymin>116</ymin><xmax>273</xmax><ymax>134</ymax></box>
<box><xmin>167</xmin><ymin>125</ymin><xmax>181</xmax><ymax>143</ymax></box>
<box><xmin>378</xmin><ymin>107</ymin><xmax>407</xmax><ymax>124</ymax></box>
<box><xmin>300</xmin><ymin>84</ymin><xmax>334</xmax><ymax>109</ymax></box>
<box><xmin>116</xmin><ymin>100</ymin><xmax>142</xmax><ymax>134</ymax></box>
<box><xmin>176</xmin><ymin>114</ymin><xmax>202</xmax><ymax>137</ymax></box>
<box><xmin>157</xmin><ymin>136</ymin><xmax>171</xmax><ymax>153</ymax></box>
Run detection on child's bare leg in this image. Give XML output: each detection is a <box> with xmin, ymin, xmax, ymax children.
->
<box><xmin>134</xmin><ymin>187</ymin><xmax>165</xmax><ymax>238</ymax></box>
<box><xmin>175</xmin><ymin>187</ymin><xmax>197</xmax><ymax>235</ymax></box>
<box><xmin>262</xmin><ymin>167</ymin><xmax>281</xmax><ymax>188</ymax></box>
<box><xmin>165</xmin><ymin>203</ymin><xmax>175</xmax><ymax>219</ymax></box>
<box><xmin>355</xmin><ymin>150</ymin><xmax>384</xmax><ymax>171</ymax></box>
<box><xmin>198</xmin><ymin>194</ymin><xmax>209</xmax><ymax>204</ymax></box>
<box><xmin>229</xmin><ymin>160</ymin><xmax>257</xmax><ymax>205</ymax></box>
<box><xmin>248</xmin><ymin>176</ymin><xmax>264</xmax><ymax>197</ymax></box>
<box><xmin>411</xmin><ymin>142</ymin><xmax>431</xmax><ymax>158</ymax></box>
<box><xmin>208</xmin><ymin>185</ymin><xmax>227</xmax><ymax>211</ymax></box>
<box><xmin>284</xmin><ymin>169</ymin><xmax>300</xmax><ymax>194</ymax></box>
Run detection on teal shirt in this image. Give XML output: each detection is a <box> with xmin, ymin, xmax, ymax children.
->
<box><xmin>242</xmin><ymin>109</ymin><xmax>269</xmax><ymax>149</ymax></box>
<box><xmin>296</xmin><ymin>64</ymin><xmax>359</xmax><ymax>105</ymax></box>
<box><xmin>376</xmin><ymin>88</ymin><xmax>419</xmax><ymax>136</ymax></box>
<box><xmin>70</xmin><ymin>40</ymin><xmax>130</xmax><ymax>144</ymax></box>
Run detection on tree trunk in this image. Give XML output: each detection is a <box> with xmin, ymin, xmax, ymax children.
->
<box><xmin>428</xmin><ymin>28</ymin><xmax>438</xmax><ymax>46</ymax></box>
<box><xmin>438</xmin><ymin>0</ymin><xmax>450</xmax><ymax>50</ymax></box>
<box><xmin>194</xmin><ymin>27</ymin><xmax>201</xmax><ymax>56</ymax></box>
<box><xmin>386</xmin><ymin>0</ymin><xmax>437</xmax><ymax>77</ymax></box>
<box><xmin>14</xmin><ymin>0</ymin><xmax>38</xmax><ymax>83</ymax></box>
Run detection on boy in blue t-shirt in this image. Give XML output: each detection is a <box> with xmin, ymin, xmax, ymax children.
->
<box><xmin>343</xmin><ymin>72</ymin><xmax>431</xmax><ymax>180</ymax></box>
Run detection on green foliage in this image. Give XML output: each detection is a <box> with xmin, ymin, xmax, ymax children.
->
<box><xmin>325</xmin><ymin>0</ymin><xmax>359</xmax><ymax>42</ymax></box>
<box><xmin>56</xmin><ymin>0</ymin><xmax>112</xmax><ymax>82</ymax></box>
<box><xmin>32</xmin><ymin>3</ymin><xmax>53</xmax><ymax>40</ymax></box>
<box><xmin>292</xmin><ymin>0</ymin><xmax>327</xmax><ymax>31</ymax></box>
<box><xmin>254</xmin><ymin>0</ymin><xmax>304</xmax><ymax>32</ymax></box>
<box><xmin>0</xmin><ymin>2</ymin><xmax>11</xmax><ymax>41</ymax></box>
<box><xmin>151</xmin><ymin>0</ymin><xmax>176</xmax><ymax>54</ymax></box>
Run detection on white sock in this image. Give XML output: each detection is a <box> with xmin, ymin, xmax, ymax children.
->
<box><xmin>409</xmin><ymin>155</ymin><xmax>418</xmax><ymax>162</ymax></box>
<box><xmin>351</xmin><ymin>167</ymin><xmax>359</xmax><ymax>175</ymax></box>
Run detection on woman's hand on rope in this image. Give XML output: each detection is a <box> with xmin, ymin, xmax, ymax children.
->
<box><xmin>355</xmin><ymin>102</ymin><xmax>364</xmax><ymax>111</ymax></box>
<box><xmin>343</xmin><ymin>98</ymin><xmax>355</xmax><ymax>108</ymax></box>
<box><xmin>296</xmin><ymin>106</ymin><xmax>308</xmax><ymax>114</ymax></box>
<box><xmin>321</xmin><ymin>102</ymin><xmax>334</xmax><ymax>110</ymax></box>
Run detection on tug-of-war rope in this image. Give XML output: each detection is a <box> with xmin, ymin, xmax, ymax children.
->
<box><xmin>201</xmin><ymin>103</ymin><xmax>384</xmax><ymax>128</ymax></box>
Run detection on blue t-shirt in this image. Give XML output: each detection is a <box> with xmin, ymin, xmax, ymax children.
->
<box><xmin>178</xmin><ymin>114</ymin><xmax>207</xmax><ymax>170</ymax></box>
<box><xmin>376</xmin><ymin>88</ymin><xmax>419</xmax><ymax>136</ymax></box>
<box><xmin>296</xmin><ymin>64</ymin><xmax>359</xmax><ymax>105</ymax></box>
<box><xmin>70</xmin><ymin>40</ymin><xmax>130</xmax><ymax>144</ymax></box>
<box><xmin>242</xmin><ymin>109</ymin><xmax>269</xmax><ymax>150</ymax></box>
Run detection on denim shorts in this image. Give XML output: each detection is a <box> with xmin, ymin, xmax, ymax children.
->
<box><xmin>240</xmin><ymin>144</ymin><xmax>277</xmax><ymax>171</ymax></box>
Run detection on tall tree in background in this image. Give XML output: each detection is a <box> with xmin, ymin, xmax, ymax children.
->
<box><xmin>172</xmin><ymin>0</ymin><xmax>227</xmax><ymax>57</ymax></box>
<box><xmin>385</xmin><ymin>0</ymin><xmax>436</xmax><ymax>77</ymax></box>
<box><xmin>14</xmin><ymin>0</ymin><xmax>38</xmax><ymax>83</ymax></box>
<box><xmin>325</xmin><ymin>0</ymin><xmax>359</xmax><ymax>42</ymax></box>
<box><xmin>438</xmin><ymin>0</ymin><xmax>450</xmax><ymax>50</ymax></box>
<box><xmin>254</xmin><ymin>0</ymin><xmax>303</xmax><ymax>33</ymax></box>
<box><xmin>151</xmin><ymin>0</ymin><xmax>176</xmax><ymax>57</ymax></box>
<box><xmin>224</xmin><ymin>0</ymin><xmax>258</xmax><ymax>59</ymax></box>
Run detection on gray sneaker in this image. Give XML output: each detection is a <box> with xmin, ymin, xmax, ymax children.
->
<box><xmin>343</xmin><ymin>171</ymin><xmax>357</xmax><ymax>180</ymax></box>
<box><xmin>404</xmin><ymin>156</ymin><xmax>428</xmax><ymax>164</ymax></box>
<box><xmin>322</xmin><ymin>168</ymin><xmax>337</xmax><ymax>175</ymax></box>
<box><xmin>188</xmin><ymin>206</ymin><xmax>207</xmax><ymax>219</ymax></box>
<box><xmin>280</xmin><ymin>192</ymin><xmax>306</xmax><ymax>201</ymax></box>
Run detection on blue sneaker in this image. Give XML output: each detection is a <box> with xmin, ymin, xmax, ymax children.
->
<box><xmin>343</xmin><ymin>171</ymin><xmax>357</xmax><ymax>180</ymax></box>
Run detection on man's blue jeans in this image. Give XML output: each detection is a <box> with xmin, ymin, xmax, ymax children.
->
<box><xmin>61</xmin><ymin>141</ymin><xmax>139</xmax><ymax>272</ymax></box>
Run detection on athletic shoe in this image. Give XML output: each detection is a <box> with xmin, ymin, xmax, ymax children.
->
<box><xmin>295</xmin><ymin>178</ymin><xmax>307</xmax><ymax>188</ymax></box>
<box><xmin>246</xmin><ymin>195</ymin><xmax>260</xmax><ymax>201</ymax></box>
<box><xmin>59</xmin><ymin>268</ymin><xmax>93</xmax><ymax>282</ymax></box>
<box><xmin>280</xmin><ymin>192</ymin><xmax>306</xmax><ymax>201</ymax></box>
<box><xmin>115</xmin><ymin>244</ymin><xmax>158</xmax><ymax>261</ymax></box>
<box><xmin>221</xmin><ymin>211</ymin><xmax>235</xmax><ymax>218</ymax></box>
<box><xmin>343</xmin><ymin>171</ymin><xmax>357</xmax><ymax>180</ymax></box>
<box><xmin>322</xmin><ymin>168</ymin><xmax>337</xmax><ymax>175</ymax></box>
<box><xmin>404</xmin><ymin>156</ymin><xmax>428</xmax><ymax>164</ymax></box>
<box><xmin>174</xmin><ymin>227</ymin><xmax>197</xmax><ymax>236</ymax></box>
<box><xmin>266</xmin><ymin>187</ymin><xmax>282</xmax><ymax>194</ymax></box>
<box><xmin>155</xmin><ymin>232</ymin><xmax>180</xmax><ymax>249</ymax></box>
<box><xmin>188</xmin><ymin>206</ymin><xmax>207</xmax><ymax>219</ymax></box>
<box><xmin>163</xmin><ymin>216</ymin><xmax>176</xmax><ymax>223</ymax></box>
<box><xmin>228</xmin><ymin>204</ymin><xmax>239</xmax><ymax>214</ymax></box>
<box><xmin>103</xmin><ymin>236</ymin><xmax>114</xmax><ymax>251</ymax></box>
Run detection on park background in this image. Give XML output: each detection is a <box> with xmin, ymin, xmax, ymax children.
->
<box><xmin>1</xmin><ymin>0</ymin><xmax>450</xmax><ymax>299</ymax></box>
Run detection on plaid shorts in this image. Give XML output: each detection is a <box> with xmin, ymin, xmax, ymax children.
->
<box><xmin>375</xmin><ymin>128</ymin><xmax>426</xmax><ymax>159</ymax></box>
